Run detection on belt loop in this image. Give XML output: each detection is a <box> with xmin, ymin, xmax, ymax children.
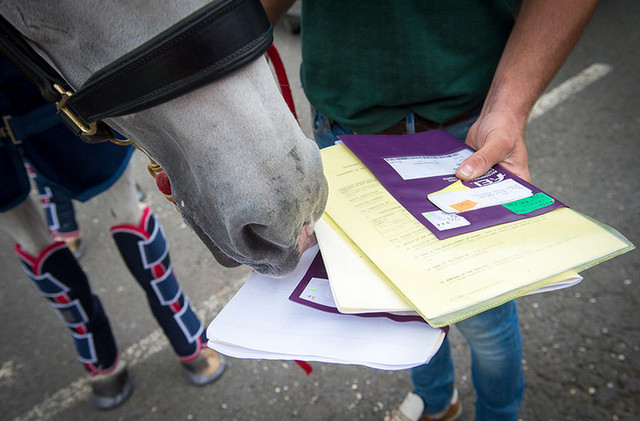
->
<box><xmin>406</xmin><ymin>112</ymin><xmax>416</xmax><ymax>134</ymax></box>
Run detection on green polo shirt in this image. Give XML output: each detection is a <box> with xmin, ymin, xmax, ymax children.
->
<box><xmin>300</xmin><ymin>1</ymin><xmax>515</xmax><ymax>133</ymax></box>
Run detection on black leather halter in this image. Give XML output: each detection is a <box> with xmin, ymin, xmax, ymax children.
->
<box><xmin>0</xmin><ymin>0</ymin><xmax>273</xmax><ymax>143</ymax></box>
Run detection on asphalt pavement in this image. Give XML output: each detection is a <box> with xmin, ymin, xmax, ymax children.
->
<box><xmin>1</xmin><ymin>1</ymin><xmax>639</xmax><ymax>420</ymax></box>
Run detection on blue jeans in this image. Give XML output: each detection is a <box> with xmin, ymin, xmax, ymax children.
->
<box><xmin>312</xmin><ymin>109</ymin><xmax>524</xmax><ymax>421</ymax></box>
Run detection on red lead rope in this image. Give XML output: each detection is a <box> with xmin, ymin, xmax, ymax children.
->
<box><xmin>267</xmin><ymin>44</ymin><xmax>298</xmax><ymax>121</ymax></box>
<box><xmin>267</xmin><ymin>45</ymin><xmax>313</xmax><ymax>376</ymax></box>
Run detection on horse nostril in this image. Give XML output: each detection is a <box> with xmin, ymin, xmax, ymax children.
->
<box><xmin>241</xmin><ymin>223</ymin><xmax>290</xmax><ymax>256</ymax></box>
<box><xmin>239</xmin><ymin>222</ymin><xmax>301</xmax><ymax>276</ymax></box>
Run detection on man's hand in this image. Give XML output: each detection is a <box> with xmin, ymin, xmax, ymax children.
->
<box><xmin>456</xmin><ymin>110</ymin><xmax>531</xmax><ymax>182</ymax></box>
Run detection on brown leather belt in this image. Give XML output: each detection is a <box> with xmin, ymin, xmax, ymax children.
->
<box><xmin>379</xmin><ymin>104</ymin><xmax>482</xmax><ymax>135</ymax></box>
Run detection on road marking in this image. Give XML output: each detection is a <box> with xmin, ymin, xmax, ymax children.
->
<box><xmin>529</xmin><ymin>63</ymin><xmax>612</xmax><ymax>120</ymax></box>
<box><xmin>12</xmin><ymin>279</ymin><xmax>243</xmax><ymax>421</ymax></box>
<box><xmin>9</xmin><ymin>62</ymin><xmax>613</xmax><ymax>421</ymax></box>
<box><xmin>0</xmin><ymin>360</ymin><xmax>19</xmax><ymax>387</ymax></box>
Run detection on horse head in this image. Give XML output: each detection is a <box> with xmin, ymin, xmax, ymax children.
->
<box><xmin>0</xmin><ymin>0</ymin><xmax>328</xmax><ymax>276</ymax></box>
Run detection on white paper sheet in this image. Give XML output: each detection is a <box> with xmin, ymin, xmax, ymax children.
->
<box><xmin>207</xmin><ymin>246</ymin><xmax>445</xmax><ymax>370</ymax></box>
<box><xmin>315</xmin><ymin>218</ymin><xmax>416</xmax><ymax>314</ymax></box>
<box><xmin>525</xmin><ymin>275</ymin><xmax>583</xmax><ymax>295</ymax></box>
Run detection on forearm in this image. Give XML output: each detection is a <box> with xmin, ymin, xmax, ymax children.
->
<box><xmin>260</xmin><ymin>0</ymin><xmax>297</xmax><ymax>25</ymax></box>
<box><xmin>484</xmin><ymin>0</ymin><xmax>599</xmax><ymax>125</ymax></box>
<box><xmin>458</xmin><ymin>0</ymin><xmax>598</xmax><ymax>181</ymax></box>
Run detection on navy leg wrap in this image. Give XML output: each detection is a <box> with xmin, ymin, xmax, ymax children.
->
<box><xmin>111</xmin><ymin>207</ymin><xmax>205</xmax><ymax>359</ymax></box>
<box><xmin>17</xmin><ymin>242</ymin><xmax>118</xmax><ymax>373</ymax></box>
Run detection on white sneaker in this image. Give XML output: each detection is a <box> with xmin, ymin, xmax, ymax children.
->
<box><xmin>384</xmin><ymin>389</ymin><xmax>461</xmax><ymax>421</ymax></box>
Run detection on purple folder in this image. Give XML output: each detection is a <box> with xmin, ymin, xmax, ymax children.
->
<box><xmin>339</xmin><ymin>130</ymin><xmax>564</xmax><ymax>239</ymax></box>
<box><xmin>288</xmin><ymin>250</ymin><xmax>434</xmax><ymax>325</ymax></box>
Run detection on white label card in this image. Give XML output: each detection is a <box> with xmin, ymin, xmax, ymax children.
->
<box><xmin>422</xmin><ymin>211</ymin><xmax>471</xmax><ymax>231</ymax></box>
<box><xmin>299</xmin><ymin>277</ymin><xmax>337</xmax><ymax>307</ymax></box>
<box><xmin>429</xmin><ymin>179</ymin><xmax>532</xmax><ymax>214</ymax></box>
<box><xmin>384</xmin><ymin>150</ymin><xmax>474</xmax><ymax>180</ymax></box>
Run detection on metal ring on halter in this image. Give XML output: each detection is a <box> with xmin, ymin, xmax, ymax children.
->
<box><xmin>108</xmin><ymin>137</ymin><xmax>134</xmax><ymax>146</ymax></box>
<box><xmin>107</xmin><ymin>136</ymin><xmax>175</xmax><ymax>204</ymax></box>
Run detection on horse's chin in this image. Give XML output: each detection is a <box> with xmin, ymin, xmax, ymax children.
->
<box><xmin>246</xmin><ymin>251</ymin><xmax>300</xmax><ymax>278</ymax></box>
<box><xmin>210</xmin><ymin>242</ymin><xmax>300</xmax><ymax>278</ymax></box>
<box><xmin>179</xmin><ymin>207</ymin><xmax>301</xmax><ymax>277</ymax></box>
<box><xmin>184</xmin><ymin>214</ymin><xmax>242</xmax><ymax>268</ymax></box>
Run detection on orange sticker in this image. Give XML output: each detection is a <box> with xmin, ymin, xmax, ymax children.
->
<box><xmin>451</xmin><ymin>199</ymin><xmax>478</xmax><ymax>212</ymax></box>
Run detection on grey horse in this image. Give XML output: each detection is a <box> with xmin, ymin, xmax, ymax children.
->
<box><xmin>0</xmin><ymin>0</ymin><xmax>328</xmax><ymax>277</ymax></box>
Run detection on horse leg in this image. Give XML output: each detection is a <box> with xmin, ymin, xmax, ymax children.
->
<box><xmin>102</xmin><ymin>159</ymin><xmax>143</xmax><ymax>225</ymax></box>
<box><xmin>1</xmin><ymin>197</ymin><xmax>133</xmax><ymax>409</ymax></box>
<box><xmin>0</xmin><ymin>195</ymin><xmax>53</xmax><ymax>256</ymax></box>
<box><xmin>106</xmin><ymin>159</ymin><xmax>226</xmax><ymax>386</ymax></box>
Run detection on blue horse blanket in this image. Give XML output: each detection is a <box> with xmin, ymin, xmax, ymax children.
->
<box><xmin>0</xmin><ymin>57</ymin><xmax>134</xmax><ymax>212</ymax></box>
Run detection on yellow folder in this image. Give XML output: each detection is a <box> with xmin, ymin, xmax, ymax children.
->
<box><xmin>320</xmin><ymin>143</ymin><xmax>635</xmax><ymax>327</ymax></box>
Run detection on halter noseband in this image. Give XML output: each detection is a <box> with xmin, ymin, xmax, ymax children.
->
<box><xmin>0</xmin><ymin>0</ymin><xmax>273</xmax><ymax>144</ymax></box>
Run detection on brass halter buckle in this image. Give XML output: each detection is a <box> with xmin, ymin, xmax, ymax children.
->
<box><xmin>53</xmin><ymin>87</ymin><xmax>175</xmax><ymax>204</ymax></box>
<box><xmin>53</xmin><ymin>84</ymin><xmax>98</xmax><ymax>136</ymax></box>
<box><xmin>0</xmin><ymin>115</ymin><xmax>21</xmax><ymax>145</ymax></box>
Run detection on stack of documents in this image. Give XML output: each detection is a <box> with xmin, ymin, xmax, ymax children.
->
<box><xmin>320</xmin><ymin>131</ymin><xmax>634</xmax><ymax>327</ymax></box>
<box><xmin>207</xmin><ymin>246</ymin><xmax>446</xmax><ymax>370</ymax></box>
<box><xmin>207</xmin><ymin>130</ymin><xmax>634</xmax><ymax>368</ymax></box>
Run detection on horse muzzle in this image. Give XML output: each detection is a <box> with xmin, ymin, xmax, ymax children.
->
<box><xmin>178</xmin><ymin>203</ymin><xmax>318</xmax><ymax>277</ymax></box>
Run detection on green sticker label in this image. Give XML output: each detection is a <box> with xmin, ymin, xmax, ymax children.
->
<box><xmin>502</xmin><ymin>193</ymin><xmax>555</xmax><ymax>215</ymax></box>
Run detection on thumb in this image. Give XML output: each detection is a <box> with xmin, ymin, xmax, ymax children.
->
<box><xmin>456</xmin><ymin>150</ymin><xmax>493</xmax><ymax>181</ymax></box>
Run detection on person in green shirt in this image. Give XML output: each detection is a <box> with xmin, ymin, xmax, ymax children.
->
<box><xmin>262</xmin><ymin>1</ymin><xmax>598</xmax><ymax>420</ymax></box>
